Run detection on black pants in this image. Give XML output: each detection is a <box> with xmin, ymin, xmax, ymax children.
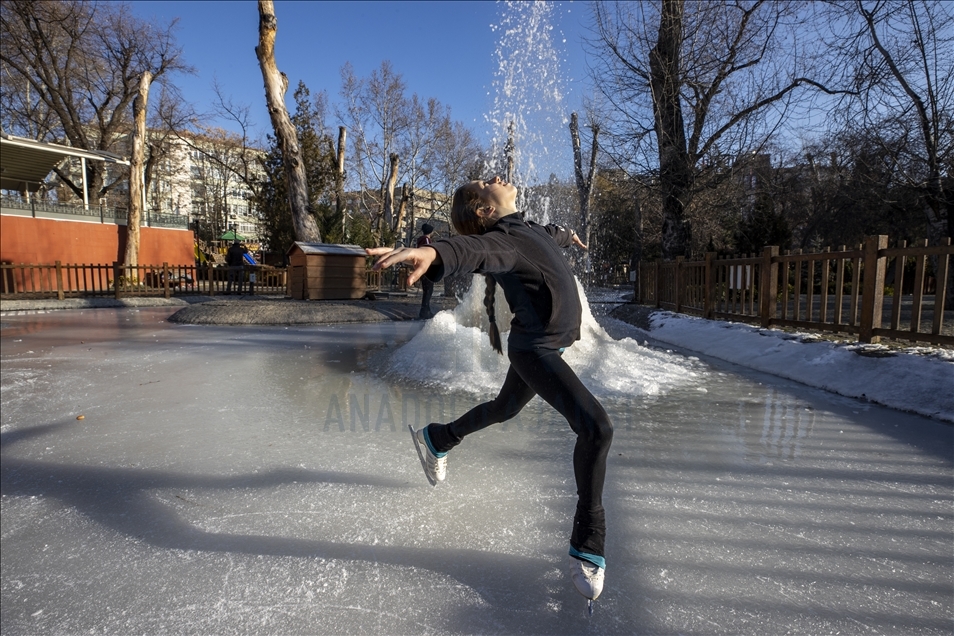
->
<box><xmin>428</xmin><ymin>347</ymin><xmax>613</xmax><ymax>558</ymax></box>
<box><xmin>419</xmin><ymin>277</ymin><xmax>434</xmax><ymax>317</ymax></box>
<box><xmin>226</xmin><ymin>266</ymin><xmax>244</xmax><ymax>294</ymax></box>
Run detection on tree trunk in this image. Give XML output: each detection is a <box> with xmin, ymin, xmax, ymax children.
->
<box><xmin>256</xmin><ymin>0</ymin><xmax>321</xmax><ymax>243</ymax></box>
<box><xmin>650</xmin><ymin>0</ymin><xmax>692</xmax><ymax>259</ymax></box>
<box><xmin>405</xmin><ymin>185</ymin><xmax>416</xmax><ymax>246</ymax></box>
<box><xmin>383</xmin><ymin>153</ymin><xmax>399</xmax><ymax>237</ymax></box>
<box><xmin>570</xmin><ymin>112</ymin><xmax>599</xmax><ymax>249</ymax></box>
<box><xmin>631</xmin><ymin>186</ymin><xmax>644</xmax><ymax>301</ymax></box>
<box><xmin>947</xmin><ymin>195</ymin><xmax>954</xmax><ymax>307</ymax></box>
<box><xmin>124</xmin><ymin>70</ymin><xmax>151</xmax><ymax>268</ymax></box>
<box><xmin>395</xmin><ymin>183</ymin><xmax>410</xmax><ymax>243</ymax></box>
<box><xmin>335</xmin><ymin>126</ymin><xmax>347</xmax><ymax>235</ymax></box>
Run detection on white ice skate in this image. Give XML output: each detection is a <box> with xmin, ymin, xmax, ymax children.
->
<box><xmin>568</xmin><ymin>556</ymin><xmax>604</xmax><ymax>603</ymax></box>
<box><xmin>409</xmin><ymin>425</ymin><xmax>447</xmax><ymax>485</ymax></box>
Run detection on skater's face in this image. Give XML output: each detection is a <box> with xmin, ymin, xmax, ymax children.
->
<box><xmin>464</xmin><ymin>175</ymin><xmax>518</xmax><ymax>214</ymax></box>
<box><xmin>451</xmin><ymin>175</ymin><xmax>519</xmax><ymax>235</ymax></box>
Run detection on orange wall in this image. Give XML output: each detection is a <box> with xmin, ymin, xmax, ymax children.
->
<box><xmin>1</xmin><ymin>215</ymin><xmax>195</xmax><ymax>266</ymax></box>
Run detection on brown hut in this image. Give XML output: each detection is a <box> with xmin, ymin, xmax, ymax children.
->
<box><xmin>287</xmin><ymin>243</ymin><xmax>367</xmax><ymax>300</ymax></box>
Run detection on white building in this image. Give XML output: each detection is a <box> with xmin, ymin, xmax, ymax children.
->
<box><xmin>149</xmin><ymin>130</ymin><xmax>264</xmax><ymax>245</ymax></box>
<box><xmin>47</xmin><ymin>128</ymin><xmax>265</xmax><ymax>245</ymax></box>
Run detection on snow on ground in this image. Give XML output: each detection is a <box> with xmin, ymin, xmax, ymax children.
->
<box><xmin>599</xmin><ymin>310</ymin><xmax>954</xmax><ymax>423</ymax></box>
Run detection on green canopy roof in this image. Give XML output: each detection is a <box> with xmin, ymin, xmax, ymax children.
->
<box><xmin>220</xmin><ymin>230</ymin><xmax>246</xmax><ymax>241</ymax></box>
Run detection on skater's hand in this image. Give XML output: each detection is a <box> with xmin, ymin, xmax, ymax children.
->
<box><xmin>366</xmin><ymin>246</ymin><xmax>441</xmax><ymax>286</ymax></box>
<box><xmin>571</xmin><ymin>232</ymin><xmax>587</xmax><ymax>250</ymax></box>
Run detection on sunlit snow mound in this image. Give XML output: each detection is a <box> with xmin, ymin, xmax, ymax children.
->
<box><xmin>380</xmin><ymin>276</ymin><xmax>701</xmax><ymax>400</ymax></box>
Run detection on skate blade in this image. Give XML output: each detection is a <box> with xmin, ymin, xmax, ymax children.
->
<box><xmin>408</xmin><ymin>424</ymin><xmax>437</xmax><ymax>487</ymax></box>
<box><xmin>587</xmin><ymin>599</ymin><xmax>594</xmax><ymax>616</ymax></box>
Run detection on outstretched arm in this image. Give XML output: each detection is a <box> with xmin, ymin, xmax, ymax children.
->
<box><xmin>540</xmin><ymin>222</ymin><xmax>587</xmax><ymax>250</ymax></box>
<box><xmin>366</xmin><ymin>246</ymin><xmax>441</xmax><ymax>286</ymax></box>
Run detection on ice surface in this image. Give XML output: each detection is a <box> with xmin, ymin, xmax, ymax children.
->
<box><xmin>2</xmin><ymin>306</ymin><xmax>952</xmax><ymax>635</ymax></box>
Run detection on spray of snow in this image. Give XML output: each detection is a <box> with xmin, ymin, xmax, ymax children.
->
<box><xmin>379</xmin><ymin>276</ymin><xmax>701</xmax><ymax>401</ymax></box>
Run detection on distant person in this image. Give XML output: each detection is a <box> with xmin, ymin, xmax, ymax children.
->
<box><xmin>416</xmin><ymin>223</ymin><xmax>436</xmax><ymax>318</ymax></box>
<box><xmin>225</xmin><ymin>240</ymin><xmax>247</xmax><ymax>295</ymax></box>
<box><xmin>367</xmin><ymin>175</ymin><xmax>610</xmax><ymax>604</ymax></box>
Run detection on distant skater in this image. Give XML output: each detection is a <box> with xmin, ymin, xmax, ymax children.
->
<box><xmin>368</xmin><ymin>176</ymin><xmax>613</xmax><ymax>602</ymax></box>
<box><xmin>416</xmin><ymin>223</ymin><xmax>435</xmax><ymax>319</ymax></box>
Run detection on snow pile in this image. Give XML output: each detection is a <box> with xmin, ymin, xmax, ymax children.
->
<box><xmin>614</xmin><ymin>311</ymin><xmax>954</xmax><ymax>423</ymax></box>
<box><xmin>381</xmin><ymin>276</ymin><xmax>700</xmax><ymax>400</ymax></box>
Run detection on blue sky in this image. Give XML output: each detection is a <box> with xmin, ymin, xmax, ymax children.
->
<box><xmin>130</xmin><ymin>0</ymin><xmax>594</xmax><ymax>154</ymax></box>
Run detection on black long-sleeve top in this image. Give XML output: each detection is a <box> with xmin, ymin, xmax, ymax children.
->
<box><xmin>425</xmin><ymin>213</ymin><xmax>582</xmax><ymax>351</ymax></box>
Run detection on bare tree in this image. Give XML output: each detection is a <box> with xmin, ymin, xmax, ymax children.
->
<box><xmin>334</xmin><ymin>126</ymin><xmax>347</xmax><ymax>233</ymax></box>
<box><xmin>0</xmin><ymin>0</ymin><xmax>189</xmax><ymax>201</ymax></box>
<box><xmin>825</xmin><ymin>0</ymin><xmax>953</xmax><ymax>242</ymax></box>
<box><xmin>337</xmin><ymin>61</ymin><xmax>409</xmax><ymax>241</ymax></box>
<box><xmin>337</xmin><ymin>61</ymin><xmax>480</xmax><ymax>244</ymax></box>
<box><xmin>590</xmin><ymin>0</ymin><xmax>841</xmax><ymax>258</ymax></box>
<box><xmin>183</xmin><ymin>126</ymin><xmax>263</xmax><ymax>243</ymax></box>
<box><xmin>125</xmin><ymin>71</ymin><xmax>151</xmax><ymax>268</ymax></box>
<box><xmin>803</xmin><ymin>134</ymin><xmax>926</xmax><ymax>245</ymax></box>
<box><xmin>398</xmin><ymin>95</ymin><xmax>454</xmax><ymax>239</ymax></box>
<box><xmin>161</xmin><ymin>81</ymin><xmax>268</xmax><ymax>224</ymax></box>
<box><xmin>382</xmin><ymin>153</ymin><xmax>400</xmax><ymax>235</ymax></box>
<box><xmin>417</xmin><ymin>118</ymin><xmax>483</xmax><ymax>238</ymax></box>
<box><xmin>570</xmin><ymin>112</ymin><xmax>600</xmax><ymax>249</ymax></box>
<box><xmin>255</xmin><ymin>0</ymin><xmax>320</xmax><ymax>243</ymax></box>
<box><xmin>143</xmin><ymin>84</ymin><xmax>195</xmax><ymax>205</ymax></box>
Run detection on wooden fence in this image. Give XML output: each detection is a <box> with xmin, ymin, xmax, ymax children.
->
<box><xmin>639</xmin><ymin>235</ymin><xmax>953</xmax><ymax>346</ymax></box>
<box><xmin>0</xmin><ymin>262</ymin><xmax>288</xmax><ymax>299</ymax></box>
<box><xmin>0</xmin><ymin>259</ymin><xmax>412</xmax><ymax>301</ymax></box>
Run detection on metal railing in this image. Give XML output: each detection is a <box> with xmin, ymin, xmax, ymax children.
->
<box><xmin>1</xmin><ymin>195</ymin><xmax>188</xmax><ymax>229</ymax></box>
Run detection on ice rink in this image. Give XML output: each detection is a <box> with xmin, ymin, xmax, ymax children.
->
<box><xmin>2</xmin><ymin>307</ymin><xmax>952</xmax><ymax>635</ymax></box>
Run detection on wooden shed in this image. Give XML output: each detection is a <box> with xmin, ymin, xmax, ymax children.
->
<box><xmin>287</xmin><ymin>243</ymin><xmax>367</xmax><ymax>300</ymax></box>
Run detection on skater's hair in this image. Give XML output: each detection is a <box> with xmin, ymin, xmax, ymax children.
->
<box><xmin>483</xmin><ymin>275</ymin><xmax>503</xmax><ymax>354</ymax></box>
<box><xmin>452</xmin><ymin>184</ymin><xmax>503</xmax><ymax>355</ymax></box>
<box><xmin>450</xmin><ymin>185</ymin><xmax>485</xmax><ymax>237</ymax></box>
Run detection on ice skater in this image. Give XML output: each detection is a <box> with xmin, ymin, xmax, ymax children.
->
<box><xmin>367</xmin><ymin>176</ymin><xmax>613</xmax><ymax>603</ymax></box>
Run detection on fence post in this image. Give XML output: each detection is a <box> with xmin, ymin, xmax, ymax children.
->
<box><xmin>54</xmin><ymin>261</ymin><xmax>65</xmax><ymax>301</ymax></box>
<box><xmin>674</xmin><ymin>256</ymin><xmax>685</xmax><ymax>313</ymax></box>
<box><xmin>163</xmin><ymin>262</ymin><xmax>171</xmax><ymax>299</ymax></box>
<box><xmin>859</xmin><ymin>235</ymin><xmax>888</xmax><ymax>344</ymax></box>
<box><xmin>654</xmin><ymin>260</ymin><xmax>662</xmax><ymax>309</ymax></box>
<box><xmin>113</xmin><ymin>261</ymin><xmax>122</xmax><ymax>299</ymax></box>
<box><xmin>760</xmin><ymin>246</ymin><xmax>779</xmax><ymax>327</ymax></box>
<box><xmin>208</xmin><ymin>263</ymin><xmax>215</xmax><ymax>296</ymax></box>
<box><xmin>931</xmin><ymin>237</ymin><xmax>951</xmax><ymax>336</ymax></box>
<box><xmin>704</xmin><ymin>252</ymin><xmax>715</xmax><ymax>319</ymax></box>
<box><xmin>632</xmin><ymin>261</ymin><xmax>640</xmax><ymax>304</ymax></box>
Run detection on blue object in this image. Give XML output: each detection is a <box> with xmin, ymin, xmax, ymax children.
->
<box><xmin>422</xmin><ymin>427</ymin><xmax>447</xmax><ymax>458</ymax></box>
<box><xmin>569</xmin><ymin>547</ymin><xmax>605</xmax><ymax>570</ymax></box>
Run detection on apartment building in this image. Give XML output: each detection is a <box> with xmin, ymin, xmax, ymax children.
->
<box><xmin>49</xmin><ymin>128</ymin><xmax>265</xmax><ymax>246</ymax></box>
